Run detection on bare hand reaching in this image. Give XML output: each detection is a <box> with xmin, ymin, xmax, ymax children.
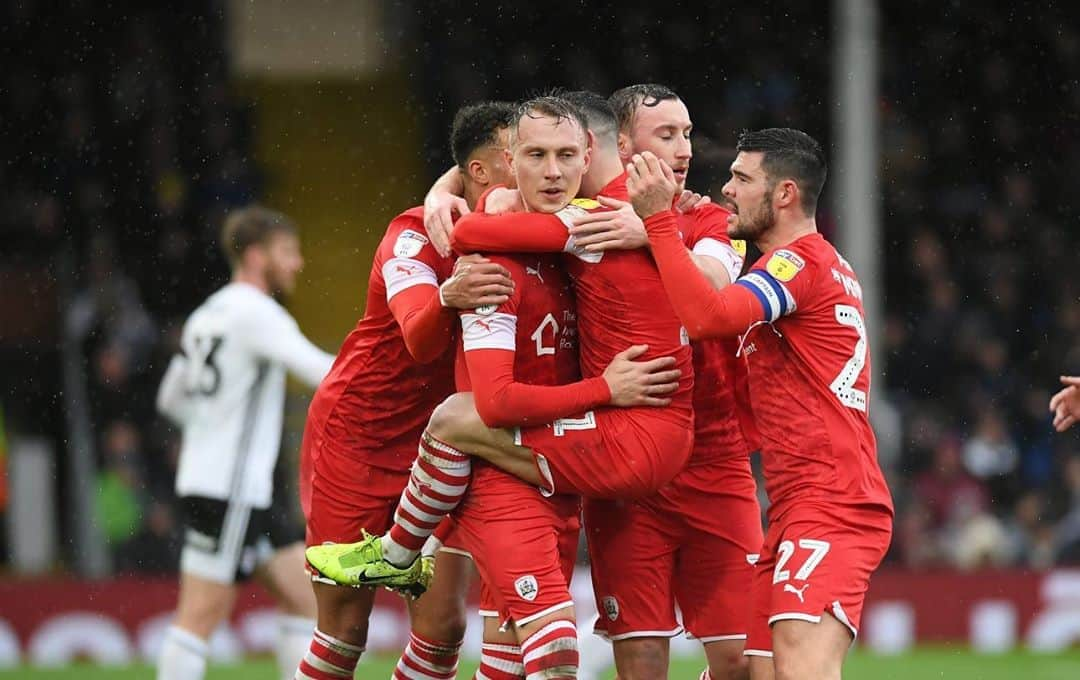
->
<box><xmin>424</xmin><ymin>191</ymin><xmax>470</xmax><ymax>258</ymax></box>
<box><xmin>602</xmin><ymin>344</ymin><xmax>682</xmax><ymax>407</ymax></box>
<box><xmin>568</xmin><ymin>195</ymin><xmax>648</xmax><ymax>252</ymax></box>
<box><xmin>440</xmin><ymin>254</ymin><xmax>515</xmax><ymax>309</ymax></box>
<box><xmin>1050</xmin><ymin>376</ymin><xmax>1080</xmax><ymax>432</ymax></box>
<box><xmin>627</xmin><ymin>151</ymin><xmax>679</xmax><ymax>220</ymax></box>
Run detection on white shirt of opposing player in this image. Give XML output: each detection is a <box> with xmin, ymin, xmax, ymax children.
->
<box><xmin>157</xmin><ymin>282</ymin><xmax>333</xmax><ymax>508</ymax></box>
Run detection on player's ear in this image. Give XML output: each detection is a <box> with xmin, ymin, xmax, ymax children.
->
<box><xmin>468</xmin><ymin>158</ymin><xmax>487</xmax><ymax>186</ymax></box>
<box><xmin>504</xmin><ymin>147</ymin><xmax>515</xmax><ymax>175</ymax></box>
<box><xmin>582</xmin><ymin>137</ymin><xmax>592</xmax><ymax>174</ymax></box>
<box><xmin>777</xmin><ymin>179</ymin><xmax>799</xmax><ymax>210</ymax></box>
<box><xmin>617</xmin><ymin>131</ymin><xmax>632</xmax><ymax>162</ymax></box>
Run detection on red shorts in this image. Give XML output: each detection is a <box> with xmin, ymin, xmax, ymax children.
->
<box><xmin>453</xmin><ymin>463</ymin><xmax>580</xmax><ymax>626</ymax></box>
<box><xmin>518</xmin><ymin>408</ymin><xmax>693</xmax><ymax>499</ymax></box>
<box><xmin>588</xmin><ymin>453</ymin><xmax>763</xmax><ymax>641</ymax></box>
<box><xmin>301</xmin><ymin>426</ymin><xmax>410</xmax><ymax>548</ymax></box>
<box><xmin>744</xmin><ymin>502</ymin><xmax>893</xmax><ymax>657</ymax></box>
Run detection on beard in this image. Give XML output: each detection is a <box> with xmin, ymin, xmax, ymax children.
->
<box><xmin>728</xmin><ymin>197</ymin><xmax>775</xmax><ymax>242</ymax></box>
<box><xmin>265</xmin><ymin>266</ymin><xmax>295</xmax><ymax>301</ymax></box>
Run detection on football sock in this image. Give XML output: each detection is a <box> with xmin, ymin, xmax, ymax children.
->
<box><xmin>276</xmin><ymin>615</ymin><xmax>315</xmax><ymax>680</ymax></box>
<box><xmin>475</xmin><ymin>643</ymin><xmax>526</xmax><ymax>679</ymax></box>
<box><xmin>384</xmin><ymin>431</ymin><xmax>471</xmax><ymax>567</ymax></box>
<box><xmin>393</xmin><ymin>630</ymin><xmax>461</xmax><ymax>679</ymax></box>
<box><xmin>157</xmin><ymin>625</ymin><xmax>208</xmax><ymax>680</ymax></box>
<box><xmin>521</xmin><ymin>620</ymin><xmax>578</xmax><ymax>680</ymax></box>
<box><xmin>294</xmin><ymin>628</ymin><xmax>363</xmax><ymax>680</ymax></box>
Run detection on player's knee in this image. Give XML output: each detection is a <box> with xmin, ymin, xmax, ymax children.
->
<box><xmin>427</xmin><ymin>393</ymin><xmax>479</xmax><ymax>445</ymax></box>
<box><xmin>704</xmin><ymin>642</ymin><xmax>750</xmax><ymax>680</ymax></box>
<box><xmin>614</xmin><ymin>638</ymin><xmax>669</xmax><ymax>680</ymax></box>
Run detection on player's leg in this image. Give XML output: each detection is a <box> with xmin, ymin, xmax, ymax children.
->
<box><xmin>158</xmin><ymin>497</ymin><xmax>245</xmax><ymax>680</ymax></box>
<box><xmin>476</xmin><ymin>615</ymin><xmax>526</xmax><ymax>679</ymax></box>
<box><xmin>515</xmin><ymin>610</ymin><xmax>580</xmax><ymax>680</ymax></box>
<box><xmin>253</xmin><ymin>541</ymin><xmax>317</xmax><ymax>680</ymax></box>
<box><xmin>746</xmin><ymin>655</ymin><xmax>775</xmax><ymax>680</ymax></box>
<box><xmin>770</xmin><ymin>615</ymin><xmax>850</xmax><ymax>680</ymax></box>
<box><xmin>395</xmin><ymin>547</ymin><xmax>473</xmax><ymax>680</ymax></box>
<box><xmin>586</xmin><ymin>498</ymin><xmax>680</xmax><ymax>680</ymax></box>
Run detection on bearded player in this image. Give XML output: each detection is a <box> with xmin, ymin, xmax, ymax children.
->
<box><xmin>629</xmin><ymin>130</ymin><xmax>894</xmax><ymax>680</ymax></box>
<box><xmin>293</xmin><ymin>102</ymin><xmax>519</xmax><ymax>680</ymax></box>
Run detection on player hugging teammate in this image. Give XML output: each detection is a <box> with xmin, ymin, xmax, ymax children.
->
<box><xmin>302</xmin><ymin>91</ymin><xmax>893</xmax><ymax>680</ymax></box>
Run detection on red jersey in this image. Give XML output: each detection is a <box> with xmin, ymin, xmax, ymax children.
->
<box><xmin>451</xmin><ymin>174</ymin><xmax>694</xmax><ymax>426</ymax></box>
<box><xmin>645</xmin><ymin>214</ymin><xmax>893</xmax><ymax>520</ymax></box>
<box><xmin>677</xmin><ymin>202</ymin><xmax>756</xmax><ymax>460</ymax></box>
<box><xmin>454</xmin><ymin>254</ymin><xmax>609</xmax><ymax>427</ymax></box>
<box><xmin>306</xmin><ymin>207</ymin><xmax>457</xmax><ymax>471</ymax></box>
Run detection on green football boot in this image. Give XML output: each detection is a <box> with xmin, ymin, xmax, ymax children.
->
<box><xmin>305</xmin><ymin>531</ymin><xmax>432</xmax><ymax>595</ymax></box>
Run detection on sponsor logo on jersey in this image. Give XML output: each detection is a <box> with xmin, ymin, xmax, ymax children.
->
<box><xmin>473</xmin><ymin>319</ymin><xmax>493</xmax><ymax>333</ymax></box>
<box><xmin>733</xmin><ymin>239</ymin><xmax>747</xmax><ymax>257</ymax></box>
<box><xmin>602</xmin><ymin>596</ymin><xmax>620</xmax><ymax>621</ymax></box>
<box><xmin>766</xmin><ymin>249</ymin><xmax>805</xmax><ymax>282</ymax></box>
<box><xmin>515</xmin><ymin>575</ymin><xmax>539</xmax><ymax>601</ymax></box>
<box><xmin>784</xmin><ymin>582</ymin><xmax>810</xmax><ymax>603</ymax></box>
<box><xmin>475</xmin><ymin>304</ymin><xmax>496</xmax><ymax>316</ymax></box>
<box><xmin>571</xmin><ymin>197</ymin><xmax>602</xmax><ymax>210</ymax></box>
<box><xmin>395</xmin><ymin>263</ymin><xmax>418</xmax><ymax>276</ymax></box>
<box><xmin>393</xmin><ymin>229</ymin><xmax>429</xmax><ymax>258</ymax></box>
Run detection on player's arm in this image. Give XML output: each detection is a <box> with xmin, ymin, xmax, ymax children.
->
<box><xmin>244</xmin><ymin>306</ymin><xmax>335</xmax><ymax>387</ymax></box>
<box><xmin>450</xmin><ymin>185</ymin><xmax>573</xmax><ymax>254</ymax></box>
<box><xmin>423</xmin><ymin>165</ymin><xmax>468</xmax><ymax>257</ymax></box>
<box><xmin>156</xmin><ymin>354</ymin><xmax>194</xmax><ymax>426</ymax></box>
<box><xmin>644</xmin><ymin>211</ymin><xmax>764</xmax><ymax>339</ymax></box>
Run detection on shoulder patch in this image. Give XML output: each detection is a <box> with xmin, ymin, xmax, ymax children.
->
<box><xmin>765</xmin><ymin>249</ymin><xmax>806</xmax><ymax>282</ymax></box>
<box><xmin>570</xmin><ymin>197</ymin><xmax>602</xmax><ymax>210</ymax></box>
<box><xmin>393</xmin><ymin>229</ymin><xmax>429</xmax><ymax>258</ymax></box>
<box><xmin>732</xmin><ymin>239</ymin><xmax>747</xmax><ymax>257</ymax></box>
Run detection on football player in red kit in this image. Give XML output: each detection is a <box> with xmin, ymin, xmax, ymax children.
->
<box><xmin>629</xmin><ymin>129</ymin><xmax>894</xmax><ymax>680</ymax></box>
<box><xmin>567</xmin><ymin>85</ymin><xmax>762</xmax><ymax>680</ymax></box>
<box><xmin>293</xmin><ymin>102</ymin><xmax>518</xmax><ymax>680</ymax></box>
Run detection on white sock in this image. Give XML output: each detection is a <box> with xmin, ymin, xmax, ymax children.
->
<box><xmin>157</xmin><ymin>625</ymin><xmax>208</xmax><ymax>680</ymax></box>
<box><xmin>277</xmin><ymin>615</ymin><xmax>316</xmax><ymax>680</ymax></box>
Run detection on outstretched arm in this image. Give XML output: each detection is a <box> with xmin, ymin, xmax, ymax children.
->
<box><xmin>451</xmin><ymin>211</ymin><xmax>570</xmax><ymax>254</ymax></box>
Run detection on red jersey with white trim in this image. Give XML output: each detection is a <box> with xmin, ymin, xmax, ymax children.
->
<box><xmin>306</xmin><ymin>207</ymin><xmax>456</xmax><ymax>471</ymax></box>
<box><xmin>677</xmin><ymin>203</ymin><xmax>755</xmax><ymax>460</ymax></box>
<box><xmin>733</xmin><ymin>233</ymin><xmax>892</xmax><ymax>518</ymax></box>
<box><xmin>451</xmin><ymin>174</ymin><xmax>694</xmax><ymax>427</ymax></box>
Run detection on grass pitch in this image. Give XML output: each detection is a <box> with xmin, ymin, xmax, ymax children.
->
<box><xmin>4</xmin><ymin>647</ymin><xmax>1080</xmax><ymax>679</ymax></box>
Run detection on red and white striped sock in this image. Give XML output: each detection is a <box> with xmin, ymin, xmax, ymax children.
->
<box><xmin>383</xmin><ymin>431</ymin><xmax>471</xmax><ymax>567</ymax></box>
<box><xmin>474</xmin><ymin>643</ymin><xmax>525</xmax><ymax>679</ymax></box>
<box><xmin>294</xmin><ymin>628</ymin><xmax>363</xmax><ymax>680</ymax></box>
<box><xmin>521</xmin><ymin>620</ymin><xmax>578</xmax><ymax>680</ymax></box>
<box><xmin>393</xmin><ymin>631</ymin><xmax>461</xmax><ymax>679</ymax></box>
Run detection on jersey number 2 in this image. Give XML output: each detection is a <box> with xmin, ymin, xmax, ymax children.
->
<box><xmin>830</xmin><ymin>304</ymin><xmax>867</xmax><ymax>412</ymax></box>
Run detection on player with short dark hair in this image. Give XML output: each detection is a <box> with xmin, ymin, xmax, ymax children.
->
<box><xmin>155</xmin><ymin>205</ymin><xmax>333</xmax><ymax>680</ymax></box>
<box><xmin>629</xmin><ymin>128</ymin><xmax>894</xmax><ymax>680</ymax></box>
<box><xmin>291</xmin><ymin>102</ymin><xmax>518</xmax><ymax>680</ymax></box>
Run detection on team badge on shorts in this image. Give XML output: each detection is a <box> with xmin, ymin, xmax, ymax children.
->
<box><xmin>515</xmin><ymin>575</ymin><xmax>539</xmax><ymax>601</ymax></box>
<box><xmin>602</xmin><ymin>596</ymin><xmax>620</xmax><ymax>621</ymax></box>
<box><xmin>393</xmin><ymin>229</ymin><xmax>429</xmax><ymax>258</ymax></box>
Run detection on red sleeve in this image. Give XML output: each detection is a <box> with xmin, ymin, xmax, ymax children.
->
<box><xmin>388</xmin><ymin>285</ymin><xmax>456</xmax><ymax>363</ymax></box>
<box><xmin>451</xmin><ymin>211</ymin><xmax>569</xmax><ymax>254</ymax></box>
<box><xmin>645</xmin><ymin>210</ymin><xmax>764</xmax><ymax>339</ymax></box>
<box><xmin>688</xmin><ymin>202</ymin><xmax>734</xmax><ymax>244</ymax></box>
<box><xmin>466</xmin><ymin>348</ymin><xmax>610</xmax><ymax>428</ymax></box>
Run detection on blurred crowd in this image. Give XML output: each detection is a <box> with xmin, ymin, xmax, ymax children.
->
<box><xmin>1</xmin><ymin>1</ymin><xmax>1079</xmax><ymax>573</ymax></box>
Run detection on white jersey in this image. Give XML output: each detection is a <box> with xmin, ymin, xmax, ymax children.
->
<box><xmin>157</xmin><ymin>282</ymin><xmax>333</xmax><ymax>508</ymax></box>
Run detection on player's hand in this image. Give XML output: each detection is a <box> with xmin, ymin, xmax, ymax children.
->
<box><xmin>602</xmin><ymin>344</ymin><xmax>681</xmax><ymax>407</ymax></box>
<box><xmin>674</xmin><ymin>189</ymin><xmax>712</xmax><ymax>214</ymax></box>
<box><xmin>627</xmin><ymin>151</ymin><xmax>678</xmax><ymax>219</ymax></box>
<box><xmin>424</xmin><ymin>191</ymin><xmax>470</xmax><ymax>258</ymax></box>
<box><xmin>440</xmin><ymin>254</ymin><xmax>514</xmax><ymax>309</ymax></box>
<box><xmin>483</xmin><ymin>188</ymin><xmax>525</xmax><ymax>215</ymax></box>
<box><xmin>568</xmin><ymin>196</ymin><xmax>648</xmax><ymax>252</ymax></box>
<box><xmin>1050</xmin><ymin>376</ymin><xmax>1080</xmax><ymax>432</ymax></box>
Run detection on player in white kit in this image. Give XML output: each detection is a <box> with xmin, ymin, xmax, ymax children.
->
<box><xmin>155</xmin><ymin>206</ymin><xmax>334</xmax><ymax>680</ymax></box>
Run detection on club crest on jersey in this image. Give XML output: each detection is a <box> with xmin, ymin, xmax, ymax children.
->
<box><xmin>515</xmin><ymin>575</ymin><xmax>539</xmax><ymax>601</ymax></box>
<box><xmin>732</xmin><ymin>239</ymin><xmax>747</xmax><ymax>257</ymax></box>
<box><xmin>475</xmin><ymin>304</ymin><xmax>497</xmax><ymax>316</ymax></box>
<box><xmin>602</xmin><ymin>596</ymin><xmax>620</xmax><ymax>621</ymax></box>
<box><xmin>766</xmin><ymin>249</ymin><xmax>805</xmax><ymax>282</ymax></box>
<box><xmin>393</xmin><ymin>229</ymin><xmax>429</xmax><ymax>258</ymax></box>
